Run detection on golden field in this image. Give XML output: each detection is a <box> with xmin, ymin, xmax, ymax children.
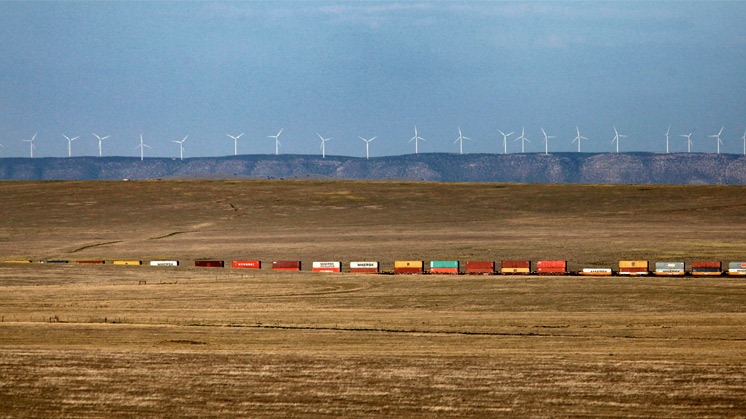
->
<box><xmin>1</xmin><ymin>180</ymin><xmax>745</xmax><ymax>417</ymax></box>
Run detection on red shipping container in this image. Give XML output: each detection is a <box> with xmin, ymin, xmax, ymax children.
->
<box><xmin>429</xmin><ymin>268</ymin><xmax>459</xmax><ymax>274</ymax></box>
<box><xmin>195</xmin><ymin>260</ymin><xmax>224</xmax><ymax>268</ymax></box>
<box><xmin>232</xmin><ymin>260</ymin><xmax>261</xmax><ymax>269</ymax></box>
<box><xmin>272</xmin><ymin>260</ymin><xmax>301</xmax><ymax>271</ymax></box>
<box><xmin>76</xmin><ymin>260</ymin><xmax>105</xmax><ymax>264</ymax></box>
<box><xmin>691</xmin><ymin>261</ymin><xmax>721</xmax><ymax>269</ymax></box>
<box><xmin>536</xmin><ymin>260</ymin><xmax>567</xmax><ymax>274</ymax></box>
<box><xmin>465</xmin><ymin>261</ymin><xmax>495</xmax><ymax>274</ymax></box>
<box><xmin>394</xmin><ymin>267</ymin><xmax>423</xmax><ymax>274</ymax></box>
<box><xmin>619</xmin><ymin>267</ymin><xmax>649</xmax><ymax>274</ymax></box>
<box><xmin>501</xmin><ymin>260</ymin><xmax>531</xmax><ymax>269</ymax></box>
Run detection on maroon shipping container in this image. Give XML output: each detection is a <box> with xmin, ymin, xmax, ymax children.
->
<box><xmin>195</xmin><ymin>260</ymin><xmax>224</xmax><ymax>268</ymax></box>
<box><xmin>465</xmin><ymin>261</ymin><xmax>495</xmax><ymax>274</ymax></box>
<box><xmin>394</xmin><ymin>267</ymin><xmax>423</xmax><ymax>274</ymax></box>
<box><xmin>691</xmin><ymin>261</ymin><xmax>722</xmax><ymax>269</ymax></box>
<box><xmin>536</xmin><ymin>260</ymin><xmax>567</xmax><ymax>274</ymax></box>
<box><xmin>501</xmin><ymin>260</ymin><xmax>531</xmax><ymax>269</ymax></box>
<box><xmin>272</xmin><ymin>260</ymin><xmax>301</xmax><ymax>271</ymax></box>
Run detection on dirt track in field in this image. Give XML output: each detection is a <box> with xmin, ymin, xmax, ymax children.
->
<box><xmin>1</xmin><ymin>180</ymin><xmax>745</xmax><ymax>417</ymax></box>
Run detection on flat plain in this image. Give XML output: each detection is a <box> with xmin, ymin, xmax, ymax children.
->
<box><xmin>1</xmin><ymin>180</ymin><xmax>745</xmax><ymax>417</ymax></box>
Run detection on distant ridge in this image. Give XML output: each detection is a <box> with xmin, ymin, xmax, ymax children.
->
<box><xmin>1</xmin><ymin>153</ymin><xmax>746</xmax><ymax>184</ymax></box>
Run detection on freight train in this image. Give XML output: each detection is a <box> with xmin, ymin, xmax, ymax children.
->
<box><xmin>4</xmin><ymin>258</ymin><xmax>745</xmax><ymax>276</ymax></box>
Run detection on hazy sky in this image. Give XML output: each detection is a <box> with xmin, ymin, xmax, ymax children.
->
<box><xmin>1</xmin><ymin>1</ymin><xmax>745</xmax><ymax>158</ymax></box>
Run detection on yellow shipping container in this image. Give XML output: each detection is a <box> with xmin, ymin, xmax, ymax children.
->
<box><xmin>394</xmin><ymin>260</ymin><xmax>424</xmax><ymax>269</ymax></box>
<box><xmin>500</xmin><ymin>267</ymin><xmax>531</xmax><ymax>274</ymax></box>
<box><xmin>3</xmin><ymin>259</ymin><xmax>33</xmax><ymax>264</ymax></box>
<box><xmin>113</xmin><ymin>260</ymin><xmax>142</xmax><ymax>266</ymax></box>
<box><xmin>619</xmin><ymin>260</ymin><xmax>648</xmax><ymax>269</ymax></box>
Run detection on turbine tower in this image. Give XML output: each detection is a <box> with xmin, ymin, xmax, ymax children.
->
<box><xmin>268</xmin><ymin>128</ymin><xmax>283</xmax><ymax>156</ymax></box>
<box><xmin>93</xmin><ymin>133</ymin><xmax>111</xmax><ymax>157</ymax></box>
<box><xmin>664</xmin><ymin>126</ymin><xmax>671</xmax><ymax>154</ymax></box>
<box><xmin>514</xmin><ymin>127</ymin><xmax>530</xmax><ymax>153</ymax></box>
<box><xmin>708</xmin><ymin>127</ymin><xmax>724</xmax><ymax>154</ymax></box>
<box><xmin>136</xmin><ymin>134</ymin><xmax>150</xmax><ymax>161</ymax></box>
<box><xmin>611</xmin><ymin>126</ymin><xmax>627</xmax><ymax>154</ymax></box>
<box><xmin>408</xmin><ymin>126</ymin><xmax>426</xmax><ymax>154</ymax></box>
<box><xmin>226</xmin><ymin>133</ymin><xmax>244</xmax><ymax>156</ymax></box>
<box><xmin>540</xmin><ymin>128</ymin><xmax>555</xmax><ymax>155</ymax></box>
<box><xmin>742</xmin><ymin>129</ymin><xmax>746</xmax><ymax>156</ymax></box>
<box><xmin>359</xmin><ymin>136</ymin><xmax>376</xmax><ymax>160</ymax></box>
<box><xmin>173</xmin><ymin>135</ymin><xmax>188</xmax><ymax>160</ymax></box>
<box><xmin>497</xmin><ymin>129</ymin><xmax>513</xmax><ymax>154</ymax></box>
<box><xmin>454</xmin><ymin>126</ymin><xmax>470</xmax><ymax>155</ymax></box>
<box><xmin>680</xmin><ymin>129</ymin><xmax>695</xmax><ymax>153</ymax></box>
<box><xmin>317</xmin><ymin>133</ymin><xmax>331</xmax><ymax>158</ymax></box>
<box><xmin>62</xmin><ymin>134</ymin><xmax>79</xmax><ymax>158</ymax></box>
<box><xmin>572</xmin><ymin>126</ymin><xmax>588</xmax><ymax>152</ymax></box>
<box><xmin>22</xmin><ymin>133</ymin><xmax>37</xmax><ymax>158</ymax></box>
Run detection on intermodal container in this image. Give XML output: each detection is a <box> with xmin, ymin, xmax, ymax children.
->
<box><xmin>272</xmin><ymin>260</ymin><xmax>301</xmax><ymax>271</ymax></box>
<box><xmin>150</xmin><ymin>260</ymin><xmax>179</xmax><ymax>267</ymax></box>
<box><xmin>195</xmin><ymin>260</ymin><xmax>224</xmax><ymax>268</ymax></box>
<box><xmin>618</xmin><ymin>260</ymin><xmax>649</xmax><ymax>275</ymax></box>
<box><xmin>464</xmin><ymin>261</ymin><xmax>495</xmax><ymax>275</ymax></box>
<box><xmin>500</xmin><ymin>260</ymin><xmax>531</xmax><ymax>274</ymax></box>
<box><xmin>3</xmin><ymin>260</ymin><xmax>32</xmax><ymax>264</ymax></box>
<box><xmin>394</xmin><ymin>260</ymin><xmax>424</xmax><ymax>274</ymax></box>
<box><xmin>42</xmin><ymin>260</ymin><xmax>69</xmax><ymax>264</ymax></box>
<box><xmin>76</xmin><ymin>260</ymin><xmax>105</xmax><ymax>264</ymax></box>
<box><xmin>536</xmin><ymin>260</ymin><xmax>567</xmax><ymax>274</ymax></box>
<box><xmin>349</xmin><ymin>261</ymin><xmax>379</xmax><ymax>274</ymax></box>
<box><xmin>113</xmin><ymin>260</ymin><xmax>142</xmax><ymax>266</ymax></box>
<box><xmin>429</xmin><ymin>260</ymin><xmax>459</xmax><ymax>274</ymax></box>
<box><xmin>232</xmin><ymin>260</ymin><xmax>261</xmax><ymax>269</ymax></box>
<box><xmin>727</xmin><ymin>261</ymin><xmax>746</xmax><ymax>276</ymax></box>
<box><xmin>312</xmin><ymin>261</ymin><xmax>342</xmax><ymax>273</ymax></box>
<box><xmin>691</xmin><ymin>261</ymin><xmax>722</xmax><ymax>276</ymax></box>
<box><xmin>653</xmin><ymin>261</ymin><xmax>685</xmax><ymax>276</ymax></box>
<box><xmin>578</xmin><ymin>268</ymin><xmax>613</xmax><ymax>276</ymax></box>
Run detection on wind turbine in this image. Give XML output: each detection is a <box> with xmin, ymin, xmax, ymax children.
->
<box><xmin>664</xmin><ymin>126</ymin><xmax>671</xmax><ymax>154</ymax></box>
<box><xmin>680</xmin><ymin>129</ymin><xmax>695</xmax><ymax>153</ymax></box>
<box><xmin>317</xmin><ymin>133</ymin><xmax>331</xmax><ymax>158</ymax></box>
<box><xmin>173</xmin><ymin>135</ymin><xmax>188</xmax><ymax>160</ymax></box>
<box><xmin>359</xmin><ymin>136</ymin><xmax>376</xmax><ymax>160</ymax></box>
<box><xmin>93</xmin><ymin>133</ymin><xmax>111</xmax><ymax>157</ymax></box>
<box><xmin>708</xmin><ymin>127</ymin><xmax>724</xmax><ymax>154</ymax></box>
<box><xmin>22</xmin><ymin>133</ymin><xmax>37</xmax><ymax>158</ymax></box>
<box><xmin>742</xmin><ymin>129</ymin><xmax>746</xmax><ymax>156</ymax></box>
<box><xmin>540</xmin><ymin>128</ymin><xmax>555</xmax><ymax>155</ymax></box>
<box><xmin>62</xmin><ymin>134</ymin><xmax>79</xmax><ymax>158</ymax></box>
<box><xmin>514</xmin><ymin>127</ymin><xmax>530</xmax><ymax>153</ymax></box>
<box><xmin>497</xmin><ymin>129</ymin><xmax>513</xmax><ymax>154</ymax></box>
<box><xmin>454</xmin><ymin>126</ymin><xmax>470</xmax><ymax>154</ymax></box>
<box><xmin>408</xmin><ymin>126</ymin><xmax>426</xmax><ymax>154</ymax></box>
<box><xmin>226</xmin><ymin>133</ymin><xmax>244</xmax><ymax>156</ymax></box>
<box><xmin>572</xmin><ymin>126</ymin><xmax>588</xmax><ymax>152</ymax></box>
<box><xmin>611</xmin><ymin>126</ymin><xmax>627</xmax><ymax>153</ymax></box>
<box><xmin>135</xmin><ymin>134</ymin><xmax>150</xmax><ymax>161</ymax></box>
<box><xmin>268</xmin><ymin>128</ymin><xmax>283</xmax><ymax>155</ymax></box>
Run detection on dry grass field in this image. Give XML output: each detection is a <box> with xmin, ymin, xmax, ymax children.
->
<box><xmin>1</xmin><ymin>180</ymin><xmax>745</xmax><ymax>417</ymax></box>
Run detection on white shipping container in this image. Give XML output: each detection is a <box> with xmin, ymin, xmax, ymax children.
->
<box><xmin>581</xmin><ymin>268</ymin><xmax>612</xmax><ymax>274</ymax></box>
<box><xmin>312</xmin><ymin>261</ymin><xmax>341</xmax><ymax>269</ymax></box>
<box><xmin>350</xmin><ymin>261</ymin><xmax>379</xmax><ymax>269</ymax></box>
<box><xmin>150</xmin><ymin>260</ymin><xmax>179</xmax><ymax>267</ymax></box>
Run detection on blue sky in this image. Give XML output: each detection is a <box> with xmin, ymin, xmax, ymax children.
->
<box><xmin>1</xmin><ymin>1</ymin><xmax>745</xmax><ymax>158</ymax></box>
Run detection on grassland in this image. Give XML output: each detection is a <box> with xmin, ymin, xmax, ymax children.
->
<box><xmin>1</xmin><ymin>180</ymin><xmax>745</xmax><ymax>417</ymax></box>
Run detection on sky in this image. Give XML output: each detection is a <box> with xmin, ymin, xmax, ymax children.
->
<box><xmin>1</xmin><ymin>1</ymin><xmax>745</xmax><ymax>159</ymax></box>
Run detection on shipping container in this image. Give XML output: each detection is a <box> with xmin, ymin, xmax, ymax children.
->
<box><xmin>653</xmin><ymin>261</ymin><xmax>685</xmax><ymax>276</ymax></box>
<box><xmin>76</xmin><ymin>260</ymin><xmax>105</xmax><ymax>264</ymax></box>
<box><xmin>727</xmin><ymin>261</ymin><xmax>746</xmax><ymax>276</ymax></box>
<box><xmin>272</xmin><ymin>260</ymin><xmax>301</xmax><ymax>271</ymax></box>
<box><xmin>113</xmin><ymin>260</ymin><xmax>142</xmax><ymax>266</ymax></box>
<box><xmin>150</xmin><ymin>260</ymin><xmax>179</xmax><ymax>267</ymax></box>
<box><xmin>691</xmin><ymin>261</ymin><xmax>721</xmax><ymax>269</ymax></box>
<box><xmin>232</xmin><ymin>260</ymin><xmax>261</xmax><ymax>269</ymax></box>
<box><xmin>349</xmin><ymin>261</ymin><xmax>379</xmax><ymax>274</ymax></box>
<box><xmin>429</xmin><ymin>260</ymin><xmax>459</xmax><ymax>274</ymax></box>
<box><xmin>195</xmin><ymin>260</ymin><xmax>224</xmax><ymax>268</ymax></box>
<box><xmin>618</xmin><ymin>268</ymin><xmax>649</xmax><ymax>276</ymax></box>
<box><xmin>394</xmin><ymin>260</ymin><xmax>424</xmax><ymax>274</ymax></box>
<box><xmin>536</xmin><ymin>260</ymin><xmax>567</xmax><ymax>274</ymax></box>
<box><xmin>42</xmin><ymin>260</ymin><xmax>69</xmax><ymax>264</ymax></box>
<box><xmin>3</xmin><ymin>260</ymin><xmax>32</xmax><ymax>264</ymax></box>
<box><xmin>578</xmin><ymin>268</ymin><xmax>613</xmax><ymax>276</ymax></box>
<box><xmin>691</xmin><ymin>261</ymin><xmax>722</xmax><ymax>276</ymax></box>
<box><xmin>464</xmin><ymin>261</ymin><xmax>495</xmax><ymax>275</ymax></box>
<box><xmin>619</xmin><ymin>260</ymin><xmax>649</xmax><ymax>269</ymax></box>
<box><xmin>500</xmin><ymin>260</ymin><xmax>531</xmax><ymax>274</ymax></box>
<box><xmin>312</xmin><ymin>261</ymin><xmax>342</xmax><ymax>273</ymax></box>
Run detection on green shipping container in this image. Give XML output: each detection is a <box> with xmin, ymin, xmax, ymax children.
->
<box><xmin>430</xmin><ymin>260</ymin><xmax>459</xmax><ymax>269</ymax></box>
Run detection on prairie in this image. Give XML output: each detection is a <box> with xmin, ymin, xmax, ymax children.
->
<box><xmin>1</xmin><ymin>180</ymin><xmax>745</xmax><ymax>417</ymax></box>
